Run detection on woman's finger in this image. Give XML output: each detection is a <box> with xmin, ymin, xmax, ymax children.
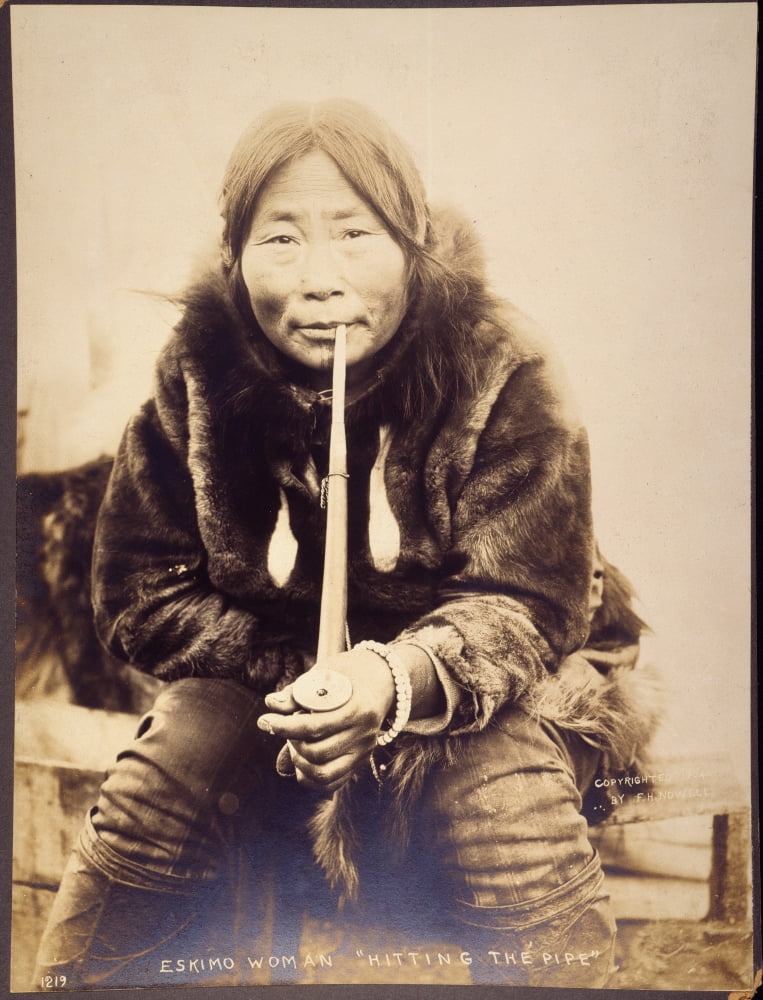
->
<box><xmin>258</xmin><ymin>699</ymin><xmax>376</xmax><ymax>741</ymax></box>
<box><xmin>294</xmin><ymin>770</ymin><xmax>352</xmax><ymax>794</ymax></box>
<box><xmin>288</xmin><ymin>747</ymin><xmax>359</xmax><ymax>790</ymax></box>
<box><xmin>291</xmin><ymin>731</ymin><xmax>376</xmax><ymax>767</ymax></box>
<box><xmin>263</xmin><ymin>685</ymin><xmax>299</xmax><ymax>714</ymax></box>
<box><xmin>257</xmin><ymin>709</ymin><xmax>342</xmax><ymax>739</ymax></box>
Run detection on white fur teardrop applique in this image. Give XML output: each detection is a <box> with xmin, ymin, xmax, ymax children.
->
<box><xmin>368</xmin><ymin>424</ymin><xmax>401</xmax><ymax>573</ymax></box>
<box><xmin>267</xmin><ymin>487</ymin><xmax>298</xmax><ymax>588</ymax></box>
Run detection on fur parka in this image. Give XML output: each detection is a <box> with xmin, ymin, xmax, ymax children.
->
<box><xmin>92</xmin><ymin>207</ymin><xmax>660</xmax><ymax>901</ymax></box>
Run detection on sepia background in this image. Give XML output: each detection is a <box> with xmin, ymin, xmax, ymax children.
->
<box><xmin>13</xmin><ymin>2</ymin><xmax>755</xmax><ymax>776</ymax></box>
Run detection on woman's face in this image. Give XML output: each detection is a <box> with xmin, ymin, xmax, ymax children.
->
<box><xmin>240</xmin><ymin>149</ymin><xmax>409</xmax><ymax>392</ymax></box>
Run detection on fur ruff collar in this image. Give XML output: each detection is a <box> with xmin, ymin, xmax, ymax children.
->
<box><xmin>168</xmin><ymin>204</ymin><xmax>500</xmax><ymax>440</ymax></box>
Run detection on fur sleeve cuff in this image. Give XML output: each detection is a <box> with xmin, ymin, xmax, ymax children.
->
<box><xmin>393</xmin><ymin>639</ymin><xmax>464</xmax><ymax>736</ymax></box>
<box><xmin>396</xmin><ymin>622</ymin><xmax>502</xmax><ymax>732</ymax></box>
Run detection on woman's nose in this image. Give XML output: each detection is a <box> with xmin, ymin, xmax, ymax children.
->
<box><xmin>300</xmin><ymin>243</ymin><xmax>344</xmax><ymax>300</ymax></box>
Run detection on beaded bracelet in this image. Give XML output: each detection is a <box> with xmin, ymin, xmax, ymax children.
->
<box><xmin>355</xmin><ymin>639</ymin><xmax>413</xmax><ymax>746</ymax></box>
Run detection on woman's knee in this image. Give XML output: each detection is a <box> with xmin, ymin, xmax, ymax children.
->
<box><xmin>90</xmin><ymin>678</ymin><xmax>276</xmax><ymax>878</ymax></box>
<box><xmin>121</xmin><ymin>678</ymin><xmax>273</xmax><ymax>795</ymax></box>
<box><xmin>421</xmin><ymin>706</ymin><xmax>598</xmax><ymax>908</ymax></box>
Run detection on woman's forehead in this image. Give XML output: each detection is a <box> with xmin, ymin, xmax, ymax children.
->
<box><xmin>251</xmin><ymin>150</ymin><xmax>382</xmax><ymax>224</ymax></box>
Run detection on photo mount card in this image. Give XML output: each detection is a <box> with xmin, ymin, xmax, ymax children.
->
<box><xmin>4</xmin><ymin>2</ymin><xmax>758</xmax><ymax>996</ymax></box>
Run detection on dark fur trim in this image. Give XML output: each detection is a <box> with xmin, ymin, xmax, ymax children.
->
<box><xmin>309</xmin><ymin>734</ymin><xmax>462</xmax><ymax>906</ymax></box>
<box><xmin>529</xmin><ymin>656</ymin><xmax>663</xmax><ymax>771</ymax></box>
<box><xmin>589</xmin><ymin>551</ymin><xmax>650</xmax><ymax>651</ymax></box>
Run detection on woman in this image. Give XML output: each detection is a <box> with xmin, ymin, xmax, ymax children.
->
<box><xmin>34</xmin><ymin>99</ymin><xmax>657</xmax><ymax>989</ymax></box>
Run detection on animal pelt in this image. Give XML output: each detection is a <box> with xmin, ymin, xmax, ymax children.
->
<box><xmin>16</xmin><ymin>456</ymin><xmax>159</xmax><ymax>712</ymax></box>
<box><xmin>309</xmin><ymin>556</ymin><xmax>661</xmax><ymax>907</ymax></box>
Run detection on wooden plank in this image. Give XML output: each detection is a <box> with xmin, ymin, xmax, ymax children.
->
<box><xmin>15</xmin><ymin>700</ymin><xmax>139</xmax><ymax>769</ymax></box>
<box><xmin>591</xmin><ymin>815</ymin><xmax>713</xmax><ymax>880</ymax></box>
<box><xmin>13</xmin><ymin>759</ymin><xmax>104</xmax><ymax>886</ymax></box>
<box><xmin>12</xmin><ymin>701</ymin><xmax>141</xmax><ymax>884</ymax></box>
<box><xmin>11</xmin><ymin>883</ymin><xmax>56</xmax><ymax>993</ymax></box>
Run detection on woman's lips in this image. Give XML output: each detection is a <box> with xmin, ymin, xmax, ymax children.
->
<box><xmin>296</xmin><ymin>323</ymin><xmax>357</xmax><ymax>339</ymax></box>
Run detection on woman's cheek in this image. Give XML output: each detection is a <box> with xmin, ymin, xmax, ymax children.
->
<box><xmin>248</xmin><ymin>282</ymin><xmax>288</xmax><ymax>332</ymax></box>
<box><xmin>242</xmin><ymin>256</ymin><xmax>285</xmax><ymax>314</ymax></box>
<box><xmin>372</xmin><ymin>249</ymin><xmax>410</xmax><ymax>317</ymax></box>
<box><xmin>374</xmin><ymin>280</ymin><xmax>409</xmax><ymax>335</ymax></box>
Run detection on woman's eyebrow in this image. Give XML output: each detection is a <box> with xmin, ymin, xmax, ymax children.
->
<box><xmin>254</xmin><ymin>209</ymin><xmax>300</xmax><ymax>226</ymax></box>
<box><xmin>329</xmin><ymin>206</ymin><xmax>372</xmax><ymax>221</ymax></box>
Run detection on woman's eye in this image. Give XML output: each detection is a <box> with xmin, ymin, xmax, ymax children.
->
<box><xmin>265</xmin><ymin>235</ymin><xmax>296</xmax><ymax>245</ymax></box>
<box><xmin>343</xmin><ymin>229</ymin><xmax>368</xmax><ymax>240</ymax></box>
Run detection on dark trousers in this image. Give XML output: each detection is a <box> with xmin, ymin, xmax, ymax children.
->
<box><xmin>34</xmin><ymin>678</ymin><xmax>616</xmax><ymax>988</ymax></box>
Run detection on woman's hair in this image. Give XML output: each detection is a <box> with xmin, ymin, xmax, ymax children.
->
<box><xmin>220</xmin><ymin>99</ymin><xmax>485</xmax><ymax>418</ymax></box>
<box><xmin>221</xmin><ymin>99</ymin><xmax>429</xmax><ymax>264</ymax></box>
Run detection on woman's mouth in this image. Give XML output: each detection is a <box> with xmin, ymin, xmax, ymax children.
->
<box><xmin>295</xmin><ymin>322</ymin><xmax>358</xmax><ymax>336</ymax></box>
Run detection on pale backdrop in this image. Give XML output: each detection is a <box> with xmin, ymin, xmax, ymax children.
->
<box><xmin>12</xmin><ymin>4</ymin><xmax>755</xmax><ymax>776</ymax></box>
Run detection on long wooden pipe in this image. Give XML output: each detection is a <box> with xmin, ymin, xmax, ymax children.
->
<box><xmin>291</xmin><ymin>324</ymin><xmax>353</xmax><ymax>713</ymax></box>
<box><xmin>317</xmin><ymin>323</ymin><xmax>349</xmax><ymax>661</ymax></box>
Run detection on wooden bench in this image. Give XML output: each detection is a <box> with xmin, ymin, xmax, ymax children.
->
<box><xmin>586</xmin><ymin>752</ymin><xmax>751</xmax><ymax>923</ymax></box>
<box><xmin>11</xmin><ymin>701</ymin><xmax>753</xmax><ymax>990</ymax></box>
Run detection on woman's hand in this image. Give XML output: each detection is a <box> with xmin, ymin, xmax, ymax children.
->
<box><xmin>257</xmin><ymin>646</ymin><xmax>396</xmax><ymax>793</ymax></box>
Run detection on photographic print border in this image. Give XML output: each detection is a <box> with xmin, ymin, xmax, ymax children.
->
<box><xmin>2</xmin><ymin>1</ymin><xmax>759</xmax><ymax>997</ymax></box>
